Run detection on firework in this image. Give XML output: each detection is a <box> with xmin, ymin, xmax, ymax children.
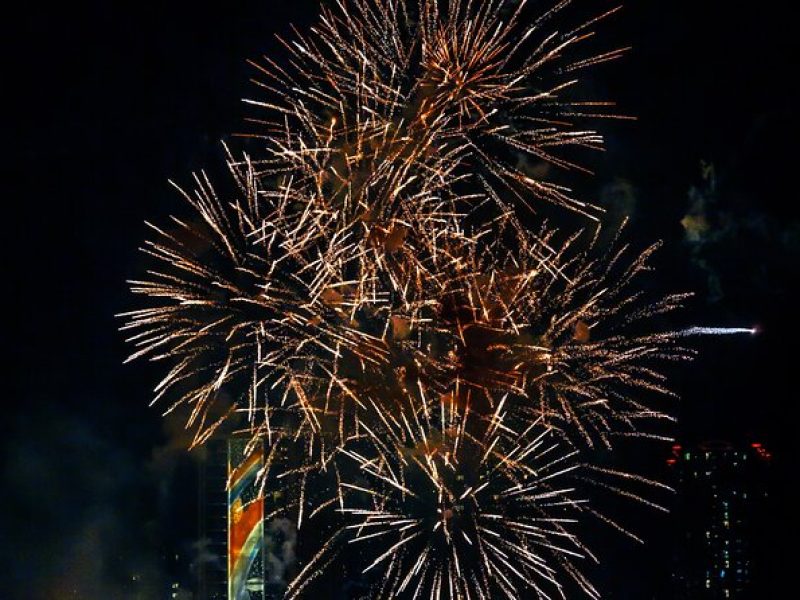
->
<box><xmin>356</xmin><ymin>219</ymin><xmax>696</xmax><ymax>449</ymax></box>
<box><xmin>119</xmin><ymin>1</ymin><xmax>702</xmax><ymax>598</ymax></box>
<box><xmin>287</xmin><ymin>390</ymin><xmax>672</xmax><ymax>598</ymax></box>
<box><xmin>336</xmin><ymin>396</ymin><xmax>595</xmax><ymax>599</ymax></box>
<box><xmin>118</xmin><ymin>150</ymin><xmax>374</xmax><ymax>446</ymax></box>
<box><xmin>245</xmin><ymin>0</ymin><xmax>629</xmax><ymax>225</ymax></box>
<box><xmin>121</xmin><ymin>0</ymin><xmax>642</xmax><ymax>448</ymax></box>
<box><xmin>121</xmin><ymin>150</ymin><xmax>689</xmax><ymax>450</ymax></box>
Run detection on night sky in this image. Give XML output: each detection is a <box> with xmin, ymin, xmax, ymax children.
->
<box><xmin>5</xmin><ymin>1</ymin><xmax>798</xmax><ymax>598</ymax></box>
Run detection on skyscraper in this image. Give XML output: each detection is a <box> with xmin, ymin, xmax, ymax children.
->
<box><xmin>197</xmin><ymin>439</ymin><xmax>230</xmax><ymax>600</ymax></box>
<box><xmin>668</xmin><ymin>440</ymin><xmax>771</xmax><ymax>598</ymax></box>
<box><xmin>198</xmin><ymin>438</ymin><xmax>266</xmax><ymax>600</ymax></box>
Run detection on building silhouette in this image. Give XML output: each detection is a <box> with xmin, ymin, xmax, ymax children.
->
<box><xmin>668</xmin><ymin>440</ymin><xmax>771</xmax><ymax>598</ymax></box>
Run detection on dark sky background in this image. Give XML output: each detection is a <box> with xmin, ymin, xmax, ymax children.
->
<box><xmin>4</xmin><ymin>1</ymin><xmax>798</xmax><ymax>598</ymax></box>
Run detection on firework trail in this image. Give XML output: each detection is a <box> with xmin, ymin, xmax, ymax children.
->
<box><xmin>677</xmin><ymin>326</ymin><xmax>758</xmax><ymax>337</ymax></box>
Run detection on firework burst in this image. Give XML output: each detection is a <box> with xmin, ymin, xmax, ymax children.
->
<box><xmin>119</xmin><ymin>155</ymin><xmax>688</xmax><ymax>596</ymax></box>
<box><xmin>121</xmin><ymin>148</ymin><xmax>689</xmax><ymax>451</ymax></box>
<box><xmin>245</xmin><ymin>0</ymin><xmax>630</xmax><ymax>226</ymax></box>
<box><xmin>118</xmin><ymin>151</ymin><xmax>382</xmax><ymax>446</ymax></box>
<box><xmin>337</xmin><ymin>397</ymin><xmax>595</xmax><ymax>599</ymax></box>
<box><xmin>118</xmin><ymin>1</ymin><xmax>709</xmax><ymax>598</ymax></box>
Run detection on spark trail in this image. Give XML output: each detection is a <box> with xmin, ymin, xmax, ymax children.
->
<box><xmin>678</xmin><ymin>327</ymin><xmax>758</xmax><ymax>337</ymax></box>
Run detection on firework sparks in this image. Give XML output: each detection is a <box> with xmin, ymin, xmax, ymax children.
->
<box><xmin>118</xmin><ymin>149</ymin><xmax>383</xmax><ymax>446</ymax></box>
<box><xmin>121</xmin><ymin>158</ymin><xmax>693</xmax><ymax>451</ymax></box>
<box><xmin>244</xmin><ymin>0</ymin><xmax>629</xmax><ymax>222</ymax></box>
<box><xmin>118</xmin><ymin>1</ymin><xmax>718</xmax><ymax>598</ymax></box>
<box><xmin>337</xmin><ymin>398</ymin><xmax>597</xmax><ymax>599</ymax></box>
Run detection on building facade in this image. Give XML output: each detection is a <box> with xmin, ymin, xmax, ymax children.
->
<box><xmin>198</xmin><ymin>438</ymin><xmax>266</xmax><ymax>600</ymax></box>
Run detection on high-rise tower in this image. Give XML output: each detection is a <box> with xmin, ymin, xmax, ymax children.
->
<box><xmin>668</xmin><ymin>441</ymin><xmax>771</xmax><ymax>598</ymax></box>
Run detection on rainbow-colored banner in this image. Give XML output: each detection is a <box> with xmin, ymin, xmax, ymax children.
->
<box><xmin>228</xmin><ymin>442</ymin><xmax>264</xmax><ymax>600</ymax></box>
